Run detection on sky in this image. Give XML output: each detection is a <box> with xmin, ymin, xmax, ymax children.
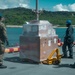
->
<box><xmin>0</xmin><ymin>0</ymin><xmax>75</xmax><ymax>11</ymax></box>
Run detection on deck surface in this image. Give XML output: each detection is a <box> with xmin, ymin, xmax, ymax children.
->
<box><xmin>0</xmin><ymin>47</ymin><xmax>75</xmax><ymax>75</ymax></box>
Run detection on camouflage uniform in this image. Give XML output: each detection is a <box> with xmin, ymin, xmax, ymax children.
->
<box><xmin>0</xmin><ymin>21</ymin><xmax>8</xmax><ymax>65</ymax></box>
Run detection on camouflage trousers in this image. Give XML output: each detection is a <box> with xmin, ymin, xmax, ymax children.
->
<box><xmin>0</xmin><ymin>43</ymin><xmax>5</xmax><ymax>64</ymax></box>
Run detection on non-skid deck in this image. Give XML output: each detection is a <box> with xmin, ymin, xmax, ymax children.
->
<box><xmin>0</xmin><ymin>47</ymin><xmax>75</xmax><ymax>75</ymax></box>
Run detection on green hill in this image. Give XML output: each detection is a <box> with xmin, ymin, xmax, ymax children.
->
<box><xmin>0</xmin><ymin>7</ymin><xmax>75</xmax><ymax>27</ymax></box>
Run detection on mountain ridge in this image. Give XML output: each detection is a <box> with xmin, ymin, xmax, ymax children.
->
<box><xmin>0</xmin><ymin>7</ymin><xmax>75</xmax><ymax>26</ymax></box>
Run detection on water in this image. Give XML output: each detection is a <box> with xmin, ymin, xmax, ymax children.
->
<box><xmin>7</xmin><ymin>27</ymin><xmax>75</xmax><ymax>46</ymax></box>
<box><xmin>55</xmin><ymin>28</ymin><xmax>75</xmax><ymax>41</ymax></box>
<box><xmin>55</xmin><ymin>28</ymin><xmax>66</xmax><ymax>41</ymax></box>
<box><xmin>7</xmin><ymin>27</ymin><xmax>23</xmax><ymax>46</ymax></box>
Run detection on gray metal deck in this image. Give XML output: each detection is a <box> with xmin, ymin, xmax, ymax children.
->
<box><xmin>0</xmin><ymin>47</ymin><xmax>75</xmax><ymax>75</ymax></box>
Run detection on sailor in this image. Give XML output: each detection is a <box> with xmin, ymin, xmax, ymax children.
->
<box><xmin>0</xmin><ymin>13</ymin><xmax>9</xmax><ymax>68</ymax></box>
<box><xmin>62</xmin><ymin>20</ymin><xmax>74</xmax><ymax>58</ymax></box>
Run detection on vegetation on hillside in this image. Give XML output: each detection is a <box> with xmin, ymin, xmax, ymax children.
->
<box><xmin>0</xmin><ymin>7</ymin><xmax>75</xmax><ymax>27</ymax></box>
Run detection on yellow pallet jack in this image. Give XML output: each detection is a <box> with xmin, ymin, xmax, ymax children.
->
<box><xmin>42</xmin><ymin>48</ymin><xmax>62</xmax><ymax>65</ymax></box>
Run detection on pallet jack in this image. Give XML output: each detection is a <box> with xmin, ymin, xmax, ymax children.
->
<box><xmin>42</xmin><ymin>48</ymin><xmax>62</xmax><ymax>65</ymax></box>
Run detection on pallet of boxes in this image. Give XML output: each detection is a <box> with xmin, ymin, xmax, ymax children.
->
<box><xmin>19</xmin><ymin>20</ymin><xmax>61</xmax><ymax>65</ymax></box>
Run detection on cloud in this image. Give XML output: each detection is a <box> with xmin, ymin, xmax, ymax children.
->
<box><xmin>53</xmin><ymin>3</ymin><xmax>75</xmax><ymax>11</ymax></box>
<box><xmin>0</xmin><ymin>0</ymin><xmax>30</xmax><ymax>9</ymax></box>
<box><xmin>68</xmin><ymin>3</ymin><xmax>75</xmax><ymax>11</ymax></box>
<box><xmin>0</xmin><ymin>5</ymin><xmax>8</xmax><ymax>9</ymax></box>
<box><xmin>53</xmin><ymin>4</ymin><xmax>69</xmax><ymax>11</ymax></box>
<box><xmin>19</xmin><ymin>3</ymin><xmax>29</xmax><ymax>8</ymax></box>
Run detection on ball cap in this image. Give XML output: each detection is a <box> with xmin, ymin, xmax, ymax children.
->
<box><xmin>66</xmin><ymin>20</ymin><xmax>72</xmax><ymax>25</ymax></box>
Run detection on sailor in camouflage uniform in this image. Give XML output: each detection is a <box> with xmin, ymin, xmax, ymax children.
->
<box><xmin>0</xmin><ymin>13</ymin><xmax>9</xmax><ymax>68</ymax></box>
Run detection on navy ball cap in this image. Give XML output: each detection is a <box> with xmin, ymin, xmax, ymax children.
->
<box><xmin>66</xmin><ymin>20</ymin><xmax>72</xmax><ymax>25</ymax></box>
